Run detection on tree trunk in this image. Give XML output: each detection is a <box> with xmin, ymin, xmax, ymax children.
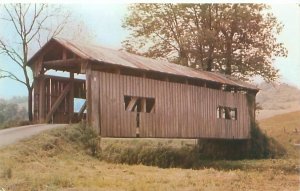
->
<box><xmin>207</xmin><ymin>45</ymin><xmax>214</xmax><ymax>71</ymax></box>
<box><xmin>179</xmin><ymin>49</ymin><xmax>189</xmax><ymax>66</ymax></box>
<box><xmin>28</xmin><ymin>87</ymin><xmax>33</xmax><ymax>122</ymax></box>
<box><xmin>225</xmin><ymin>41</ymin><xmax>232</xmax><ymax>75</ymax></box>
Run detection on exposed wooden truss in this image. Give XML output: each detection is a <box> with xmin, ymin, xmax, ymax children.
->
<box><xmin>45</xmin><ymin>83</ymin><xmax>71</xmax><ymax>123</ymax></box>
<box><xmin>43</xmin><ymin>58</ymin><xmax>83</xmax><ymax>68</ymax></box>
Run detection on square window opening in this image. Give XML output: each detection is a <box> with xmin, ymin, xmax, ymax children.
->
<box><xmin>217</xmin><ymin>106</ymin><xmax>237</xmax><ymax>120</ymax></box>
<box><xmin>124</xmin><ymin>95</ymin><xmax>155</xmax><ymax>113</ymax></box>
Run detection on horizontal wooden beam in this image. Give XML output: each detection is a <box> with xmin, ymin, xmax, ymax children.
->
<box><xmin>43</xmin><ymin>75</ymin><xmax>85</xmax><ymax>83</ymax></box>
<box><xmin>43</xmin><ymin>58</ymin><xmax>83</xmax><ymax>68</ymax></box>
<box><xmin>45</xmin><ymin>83</ymin><xmax>71</xmax><ymax>123</ymax></box>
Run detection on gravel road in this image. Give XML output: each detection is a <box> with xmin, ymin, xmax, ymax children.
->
<box><xmin>0</xmin><ymin>124</ymin><xmax>66</xmax><ymax>147</ymax></box>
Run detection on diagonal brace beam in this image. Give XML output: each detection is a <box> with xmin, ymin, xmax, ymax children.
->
<box><xmin>126</xmin><ymin>97</ymin><xmax>138</xmax><ymax>112</ymax></box>
<box><xmin>78</xmin><ymin>101</ymin><xmax>87</xmax><ymax>119</ymax></box>
<box><xmin>45</xmin><ymin>83</ymin><xmax>71</xmax><ymax>123</ymax></box>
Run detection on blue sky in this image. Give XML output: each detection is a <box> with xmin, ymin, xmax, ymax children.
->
<box><xmin>0</xmin><ymin>3</ymin><xmax>299</xmax><ymax>98</ymax></box>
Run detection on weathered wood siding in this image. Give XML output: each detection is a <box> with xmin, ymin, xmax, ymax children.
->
<box><xmin>89</xmin><ymin>71</ymin><xmax>251</xmax><ymax>139</ymax></box>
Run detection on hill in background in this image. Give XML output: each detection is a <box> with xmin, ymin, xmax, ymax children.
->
<box><xmin>256</xmin><ymin>83</ymin><xmax>300</xmax><ymax>119</ymax></box>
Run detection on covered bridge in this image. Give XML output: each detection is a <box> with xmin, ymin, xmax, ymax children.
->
<box><xmin>28</xmin><ymin>38</ymin><xmax>259</xmax><ymax>139</ymax></box>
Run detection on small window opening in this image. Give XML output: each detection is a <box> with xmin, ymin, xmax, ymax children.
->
<box><xmin>230</xmin><ymin>87</ymin><xmax>236</xmax><ymax>93</ymax></box>
<box><xmin>217</xmin><ymin>106</ymin><xmax>237</xmax><ymax>120</ymax></box>
<box><xmin>136</xmin><ymin>112</ymin><xmax>140</xmax><ymax>137</ymax></box>
<box><xmin>146</xmin><ymin>98</ymin><xmax>155</xmax><ymax>113</ymax></box>
<box><xmin>224</xmin><ymin>107</ymin><xmax>231</xmax><ymax>119</ymax></box>
<box><xmin>132</xmin><ymin>98</ymin><xmax>142</xmax><ymax>112</ymax></box>
<box><xmin>217</xmin><ymin>107</ymin><xmax>220</xmax><ymax>118</ymax></box>
<box><xmin>124</xmin><ymin>96</ymin><xmax>131</xmax><ymax>109</ymax></box>
<box><xmin>221</xmin><ymin>107</ymin><xmax>226</xmax><ymax>118</ymax></box>
<box><xmin>124</xmin><ymin>95</ymin><xmax>155</xmax><ymax>113</ymax></box>
<box><xmin>136</xmin><ymin>112</ymin><xmax>140</xmax><ymax>127</ymax></box>
<box><xmin>231</xmin><ymin>108</ymin><xmax>237</xmax><ymax>120</ymax></box>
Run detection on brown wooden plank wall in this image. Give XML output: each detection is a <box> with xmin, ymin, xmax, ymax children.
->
<box><xmin>90</xmin><ymin>71</ymin><xmax>251</xmax><ymax>139</ymax></box>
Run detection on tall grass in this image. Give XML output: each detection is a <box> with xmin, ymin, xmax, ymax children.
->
<box><xmin>100</xmin><ymin>143</ymin><xmax>201</xmax><ymax>168</ymax></box>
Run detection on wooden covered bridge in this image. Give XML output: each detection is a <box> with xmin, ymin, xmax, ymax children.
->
<box><xmin>28</xmin><ymin>38</ymin><xmax>259</xmax><ymax>139</ymax></box>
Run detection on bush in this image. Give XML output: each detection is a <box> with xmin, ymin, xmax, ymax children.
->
<box><xmin>196</xmin><ymin>122</ymin><xmax>286</xmax><ymax>160</ymax></box>
<box><xmin>247</xmin><ymin>122</ymin><xmax>286</xmax><ymax>158</ymax></box>
<box><xmin>66</xmin><ymin>122</ymin><xmax>101</xmax><ymax>157</ymax></box>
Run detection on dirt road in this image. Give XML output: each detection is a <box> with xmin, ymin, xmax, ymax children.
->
<box><xmin>0</xmin><ymin>124</ymin><xmax>66</xmax><ymax>147</ymax></box>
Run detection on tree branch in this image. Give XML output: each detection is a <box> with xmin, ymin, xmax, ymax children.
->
<box><xmin>25</xmin><ymin>4</ymin><xmax>46</xmax><ymax>38</ymax></box>
<box><xmin>3</xmin><ymin>4</ymin><xmax>22</xmax><ymax>37</ymax></box>
<box><xmin>0</xmin><ymin>69</ymin><xmax>27</xmax><ymax>86</ymax></box>
<box><xmin>0</xmin><ymin>39</ymin><xmax>24</xmax><ymax>68</ymax></box>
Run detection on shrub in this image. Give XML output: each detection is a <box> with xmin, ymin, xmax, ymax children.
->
<box><xmin>66</xmin><ymin>122</ymin><xmax>101</xmax><ymax>157</ymax></box>
<box><xmin>247</xmin><ymin>122</ymin><xmax>286</xmax><ymax>158</ymax></box>
<box><xmin>196</xmin><ymin>122</ymin><xmax>286</xmax><ymax>160</ymax></box>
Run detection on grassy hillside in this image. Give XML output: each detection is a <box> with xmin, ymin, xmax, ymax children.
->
<box><xmin>259</xmin><ymin>111</ymin><xmax>300</xmax><ymax>158</ymax></box>
<box><xmin>0</xmin><ymin>112</ymin><xmax>299</xmax><ymax>190</ymax></box>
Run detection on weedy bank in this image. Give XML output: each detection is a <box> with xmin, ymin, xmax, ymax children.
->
<box><xmin>0</xmin><ymin>111</ymin><xmax>299</xmax><ymax>190</ymax></box>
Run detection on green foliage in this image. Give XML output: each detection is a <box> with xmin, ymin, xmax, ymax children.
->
<box><xmin>247</xmin><ymin>122</ymin><xmax>286</xmax><ymax>158</ymax></box>
<box><xmin>123</xmin><ymin>3</ymin><xmax>287</xmax><ymax>81</ymax></box>
<box><xmin>197</xmin><ymin>122</ymin><xmax>286</xmax><ymax>160</ymax></box>
<box><xmin>66</xmin><ymin>122</ymin><xmax>101</xmax><ymax>157</ymax></box>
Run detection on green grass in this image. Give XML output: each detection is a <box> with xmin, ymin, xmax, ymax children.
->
<box><xmin>0</xmin><ymin>112</ymin><xmax>299</xmax><ymax>190</ymax></box>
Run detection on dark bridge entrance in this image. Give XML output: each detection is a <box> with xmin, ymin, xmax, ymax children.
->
<box><xmin>34</xmin><ymin>75</ymin><xmax>86</xmax><ymax>123</ymax></box>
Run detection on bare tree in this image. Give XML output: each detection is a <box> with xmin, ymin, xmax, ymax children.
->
<box><xmin>0</xmin><ymin>4</ymin><xmax>91</xmax><ymax>121</ymax></box>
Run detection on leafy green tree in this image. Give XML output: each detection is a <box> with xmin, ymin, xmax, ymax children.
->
<box><xmin>122</xmin><ymin>4</ymin><xmax>287</xmax><ymax>81</ymax></box>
